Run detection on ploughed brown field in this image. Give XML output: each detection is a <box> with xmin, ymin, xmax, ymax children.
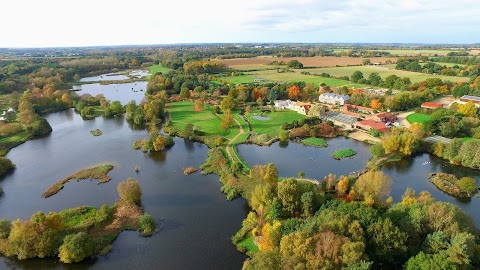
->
<box><xmin>217</xmin><ymin>56</ymin><xmax>397</xmax><ymax>68</ymax></box>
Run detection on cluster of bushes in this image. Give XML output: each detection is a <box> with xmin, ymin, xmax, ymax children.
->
<box><xmin>431</xmin><ymin>139</ymin><xmax>480</xmax><ymax>169</ymax></box>
<box><xmin>429</xmin><ymin>173</ymin><xmax>478</xmax><ymax>198</ymax></box>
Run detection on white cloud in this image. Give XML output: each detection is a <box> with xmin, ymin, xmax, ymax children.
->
<box><xmin>0</xmin><ymin>0</ymin><xmax>479</xmax><ymax>47</ymax></box>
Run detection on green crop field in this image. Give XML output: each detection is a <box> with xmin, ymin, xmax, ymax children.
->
<box><xmin>370</xmin><ymin>49</ymin><xmax>455</xmax><ymax>56</ymax></box>
<box><xmin>167</xmin><ymin>101</ymin><xmax>238</xmax><ymax>139</ymax></box>
<box><xmin>305</xmin><ymin>66</ymin><xmax>469</xmax><ymax>83</ymax></box>
<box><xmin>406</xmin><ymin>113</ymin><xmax>431</xmax><ymax>124</ymax></box>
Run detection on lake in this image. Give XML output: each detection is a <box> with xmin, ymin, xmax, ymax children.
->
<box><xmin>73</xmin><ymin>81</ymin><xmax>147</xmax><ymax>104</ymax></box>
<box><xmin>239</xmin><ymin>139</ymin><xmax>480</xmax><ymax>225</ymax></box>
<box><xmin>79</xmin><ymin>70</ymin><xmax>151</xmax><ymax>82</ymax></box>
<box><xmin>0</xmin><ymin>109</ymin><xmax>247</xmax><ymax>269</ymax></box>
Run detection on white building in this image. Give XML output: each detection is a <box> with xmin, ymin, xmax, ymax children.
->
<box><xmin>319</xmin><ymin>93</ymin><xmax>350</xmax><ymax>106</ymax></box>
<box><xmin>290</xmin><ymin>102</ymin><xmax>311</xmax><ymax>115</ymax></box>
<box><xmin>274</xmin><ymin>100</ymin><xmax>294</xmax><ymax>109</ymax></box>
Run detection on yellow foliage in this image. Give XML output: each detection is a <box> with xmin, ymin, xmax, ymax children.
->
<box><xmin>258</xmin><ymin>221</ymin><xmax>282</xmax><ymax>252</ymax></box>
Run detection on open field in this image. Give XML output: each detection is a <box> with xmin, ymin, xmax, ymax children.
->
<box><xmin>218</xmin><ymin>69</ymin><xmax>353</xmax><ymax>87</ymax></box>
<box><xmin>216</xmin><ymin>56</ymin><xmax>397</xmax><ymax>70</ymax></box>
<box><xmin>369</xmin><ymin>49</ymin><xmax>477</xmax><ymax>56</ymax></box>
<box><xmin>166</xmin><ymin>101</ymin><xmax>238</xmax><ymax>139</ymax></box>
<box><xmin>246</xmin><ymin>110</ymin><xmax>307</xmax><ymax>137</ymax></box>
<box><xmin>148</xmin><ymin>64</ymin><xmax>172</xmax><ymax>75</ymax></box>
<box><xmin>406</xmin><ymin>113</ymin><xmax>431</xmax><ymax>124</ymax></box>
<box><xmin>305</xmin><ymin>65</ymin><xmax>469</xmax><ymax>83</ymax></box>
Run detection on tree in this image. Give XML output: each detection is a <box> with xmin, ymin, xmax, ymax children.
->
<box><xmin>458</xmin><ymin>177</ymin><xmax>477</xmax><ymax>194</ymax></box>
<box><xmin>179</xmin><ymin>87</ymin><xmax>190</xmax><ymax>99</ymax></box>
<box><xmin>370</xmin><ymin>99</ymin><xmax>382</xmax><ymax>110</ymax></box>
<box><xmin>287</xmin><ymin>60</ymin><xmax>304</xmax><ymax>69</ymax></box>
<box><xmin>182</xmin><ymin>123</ymin><xmax>194</xmax><ymax>139</ymax></box>
<box><xmin>117</xmin><ymin>178</ymin><xmax>142</xmax><ymax>204</ymax></box>
<box><xmin>404</xmin><ymin>252</ymin><xmax>455</xmax><ymax>270</ymax></box>
<box><xmin>58</xmin><ymin>232</ymin><xmax>95</xmax><ymax>263</ymax></box>
<box><xmin>263</xmin><ymin>163</ymin><xmax>279</xmax><ymax>187</ymax></box>
<box><xmin>336</xmin><ymin>176</ymin><xmax>349</xmax><ymax>196</ymax></box>
<box><xmin>108</xmin><ymin>101</ymin><xmax>124</xmax><ymax>116</ymax></box>
<box><xmin>194</xmin><ymin>100</ymin><xmax>204</xmax><ymax>112</ymax></box>
<box><xmin>458</xmin><ymin>102</ymin><xmax>477</xmax><ymax>117</ymax></box>
<box><xmin>452</xmin><ymin>83</ymin><xmax>470</xmax><ymax>98</ymax></box>
<box><xmin>362</xmin><ymin>59</ymin><xmax>371</xmax><ymax>66</ymax></box>
<box><xmin>288</xmin><ymin>85</ymin><xmax>301</xmax><ymax>100</ymax></box>
<box><xmin>366</xmin><ymin>218</ymin><xmax>408</xmax><ymax>263</ymax></box>
<box><xmin>0</xmin><ymin>219</ymin><xmax>11</xmax><ymax>239</ymax></box>
<box><xmin>277</xmin><ymin>178</ymin><xmax>300</xmax><ymax>216</ymax></box>
<box><xmin>139</xmin><ymin>214</ymin><xmax>156</xmax><ymax>236</ymax></box>
<box><xmin>300</xmin><ymin>191</ymin><xmax>315</xmax><ymax>217</ymax></box>
<box><xmin>368</xmin><ymin>72</ymin><xmax>382</xmax><ymax>86</ymax></box>
<box><xmin>370</xmin><ymin>144</ymin><xmax>385</xmax><ymax>157</ymax></box>
<box><xmin>221</xmin><ymin>110</ymin><xmax>233</xmax><ymax>130</ymax></box>
<box><xmin>258</xmin><ymin>221</ymin><xmax>282</xmax><ymax>251</ymax></box>
<box><xmin>279</xmin><ymin>130</ymin><xmax>290</xmax><ymax>142</ymax></box>
<box><xmin>354</xmin><ymin>170</ymin><xmax>393</xmax><ymax>203</ymax></box>
<box><xmin>351</xmin><ymin>71</ymin><xmax>364</xmax><ymax>83</ymax></box>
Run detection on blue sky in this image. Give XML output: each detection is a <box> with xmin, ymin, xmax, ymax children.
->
<box><xmin>2</xmin><ymin>0</ymin><xmax>479</xmax><ymax>47</ymax></box>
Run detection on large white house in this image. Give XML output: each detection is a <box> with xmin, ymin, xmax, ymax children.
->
<box><xmin>274</xmin><ymin>100</ymin><xmax>294</xmax><ymax>109</ymax></box>
<box><xmin>319</xmin><ymin>93</ymin><xmax>350</xmax><ymax>105</ymax></box>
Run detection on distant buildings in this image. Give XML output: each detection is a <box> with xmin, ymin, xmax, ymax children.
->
<box><xmin>355</xmin><ymin>120</ymin><xmax>389</xmax><ymax>133</ymax></box>
<box><xmin>319</xmin><ymin>93</ymin><xmax>350</xmax><ymax>106</ymax></box>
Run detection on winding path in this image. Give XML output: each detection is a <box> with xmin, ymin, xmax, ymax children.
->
<box><xmin>225</xmin><ymin>117</ymin><xmax>248</xmax><ymax>167</ymax></box>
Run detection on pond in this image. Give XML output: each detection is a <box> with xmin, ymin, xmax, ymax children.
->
<box><xmin>238</xmin><ymin>138</ymin><xmax>480</xmax><ymax>226</ymax></box>
<box><xmin>79</xmin><ymin>70</ymin><xmax>151</xmax><ymax>82</ymax></box>
<box><xmin>73</xmin><ymin>81</ymin><xmax>147</xmax><ymax>104</ymax></box>
<box><xmin>238</xmin><ymin>137</ymin><xmax>372</xmax><ymax>179</ymax></box>
<box><xmin>0</xmin><ymin>110</ymin><xmax>247</xmax><ymax>269</ymax></box>
<box><xmin>251</xmin><ymin>115</ymin><xmax>270</xmax><ymax>121</ymax></box>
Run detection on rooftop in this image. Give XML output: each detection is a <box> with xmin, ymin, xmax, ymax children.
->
<box><xmin>358</xmin><ymin>120</ymin><xmax>389</xmax><ymax>132</ymax></box>
<box><xmin>326</xmin><ymin>112</ymin><xmax>358</xmax><ymax>125</ymax></box>
<box><xmin>460</xmin><ymin>95</ymin><xmax>480</xmax><ymax>101</ymax></box>
<box><xmin>421</xmin><ymin>102</ymin><xmax>442</xmax><ymax>108</ymax></box>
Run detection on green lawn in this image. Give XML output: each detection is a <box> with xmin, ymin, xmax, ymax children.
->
<box><xmin>216</xmin><ymin>69</ymin><xmax>352</xmax><ymax>87</ymax></box>
<box><xmin>306</xmin><ymin>66</ymin><xmax>469</xmax><ymax>84</ymax></box>
<box><xmin>167</xmin><ymin>101</ymin><xmax>237</xmax><ymax>139</ymax></box>
<box><xmin>148</xmin><ymin>64</ymin><xmax>172</xmax><ymax>75</ymax></box>
<box><xmin>370</xmin><ymin>49</ymin><xmax>455</xmax><ymax>56</ymax></box>
<box><xmin>459</xmin><ymin>137</ymin><xmax>479</xmax><ymax>142</ymax></box>
<box><xmin>332</xmin><ymin>149</ymin><xmax>357</xmax><ymax>160</ymax></box>
<box><xmin>300</xmin><ymin>137</ymin><xmax>328</xmax><ymax>147</ymax></box>
<box><xmin>238</xmin><ymin>234</ymin><xmax>259</xmax><ymax>253</ymax></box>
<box><xmin>406</xmin><ymin>113</ymin><xmax>431</xmax><ymax>124</ymax></box>
<box><xmin>246</xmin><ymin>110</ymin><xmax>307</xmax><ymax>137</ymax></box>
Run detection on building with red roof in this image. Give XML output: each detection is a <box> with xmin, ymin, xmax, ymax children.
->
<box><xmin>421</xmin><ymin>102</ymin><xmax>443</xmax><ymax>110</ymax></box>
<box><xmin>355</xmin><ymin>120</ymin><xmax>389</xmax><ymax>132</ymax></box>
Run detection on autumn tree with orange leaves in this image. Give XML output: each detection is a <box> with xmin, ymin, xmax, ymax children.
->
<box><xmin>288</xmin><ymin>85</ymin><xmax>301</xmax><ymax>100</ymax></box>
<box><xmin>370</xmin><ymin>99</ymin><xmax>382</xmax><ymax>110</ymax></box>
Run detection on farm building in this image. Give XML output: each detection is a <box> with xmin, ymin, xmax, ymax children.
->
<box><xmin>343</xmin><ymin>104</ymin><xmax>375</xmax><ymax>114</ymax></box>
<box><xmin>290</xmin><ymin>102</ymin><xmax>312</xmax><ymax>115</ymax></box>
<box><xmin>274</xmin><ymin>100</ymin><xmax>294</xmax><ymax>110</ymax></box>
<box><xmin>421</xmin><ymin>102</ymin><xmax>443</xmax><ymax>110</ymax></box>
<box><xmin>319</xmin><ymin>93</ymin><xmax>350</xmax><ymax>105</ymax></box>
<box><xmin>368</xmin><ymin>112</ymin><xmax>397</xmax><ymax>123</ymax></box>
<box><xmin>324</xmin><ymin>112</ymin><xmax>358</xmax><ymax>128</ymax></box>
<box><xmin>355</xmin><ymin>120</ymin><xmax>389</xmax><ymax>133</ymax></box>
<box><xmin>460</xmin><ymin>95</ymin><xmax>480</xmax><ymax>104</ymax></box>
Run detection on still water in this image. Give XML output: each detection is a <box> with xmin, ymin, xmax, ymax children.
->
<box><xmin>72</xmin><ymin>82</ymin><xmax>147</xmax><ymax>105</ymax></box>
<box><xmin>0</xmin><ymin>109</ymin><xmax>247</xmax><ymax>269</ymax></box>
<box><xmin>239</xmin><ymin>139</ymin><xmax>480</xmax><ymax>225</ymax></box>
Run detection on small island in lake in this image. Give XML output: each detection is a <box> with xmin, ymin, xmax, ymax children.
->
<box><xmin>90</xmin><ymin>129</ymin><xmax>103</xmax><ymax>136</ymax></box>
<box><xmin>332</xmin><ymin>148</ymin><xmax>357</xmax><ymax>159</ymax></box>
<box><xmin>299</xmin><ymin>137</ymin><xmax>328</xmax><ymax>147</ymax></box>
<box><xmin>429</xmin><ymin>173</ymin><xmax>478</xmax><ymax>198</ymax></box>
<box><xmin>42</xmin><ymin>164</ymin><xmax>114</xmax><ymax>198</ymax></box>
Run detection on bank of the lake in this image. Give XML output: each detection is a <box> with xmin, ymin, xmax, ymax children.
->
<box><xmin>73</xmin><ymin>81</ymin><xmax>147</xmax><ymax>104</ymax></box>
<box><xmin>0</xmin><ymin>109</ymin><xmax>247</xmax><ymax>269</ymax></box>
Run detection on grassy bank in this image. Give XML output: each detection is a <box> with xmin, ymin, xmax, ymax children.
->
<box><xmin>406</xmin><ymin>113</ymin><xmax>431</xmax><ymax>124</ymax></box>
<box><xmin>42</xmin><ymin>164</ymin><xmax>114</xmax><ymax>198</ymax></box>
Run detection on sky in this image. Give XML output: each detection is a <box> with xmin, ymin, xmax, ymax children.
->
<box><xmin>1</xmin><ymin>0</ymin><xmax>479</xmax><ymax>47</ymax></box>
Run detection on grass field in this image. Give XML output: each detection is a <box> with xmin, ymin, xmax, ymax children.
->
<box><xmin>167</xmin><ymin>101</ymin><xmax>239</xmax><ymax>139</ymax></box>
<box><xmin>371</xmin><ymin>49</ymin><xmax>458</xmax><ymax>56</ymax></box>
<box><xmin>218</xmin><ymin>69</ymin><xmax>353</xmax><ymax>87</ymax></box>
<box><xmin>238</xmin><ymin>234</ymin><xmax>259</xmax><ymax>253</ymax></box>
<box><xmin>306</xmin><ymin>65</ymin><xmax>469</xmax><ymax>83</ymax></box>
<box><xmin>246</xmin><ymin>110</ymin><xmax>307</xmax><ymax>137</ymax></box>
<box><xmin>406</xmin><ymin>113</ymin><xmax>431</xmax><ymax>124</ymax></box>
<box><xmin>332</xmin><ymin>148</ymin><xmax>357</xmax><ymax>159</ymax></box>
<box><xmin>148</xmin><ymin>64</ymin><xmax>172</xmax><ymax>75</ymax></box>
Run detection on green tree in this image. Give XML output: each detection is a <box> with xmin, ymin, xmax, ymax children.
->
<box><xmin>0</xmin><ymin>219</ymin><xmax>11</xmax><ymax>239</ymax></box>
<box><xmin>278</xmin><ymin>178</ymin><xmax>300</xmax><ymax>216</ymax></box>
<box><xmin>405</xmin><ymin>252</ymin><xmax>457</xmax><ymax>270</ymax></box>
<box><xmin>139</xmin><ymin>214</ymin><xmax>156</xmax><ymax>236</ymax></box>
<box><xmin>117</xmin><ymin>178</ymin><xmax>142</xmax><ymax>204</ymax></box>
<box><xmin>300</xmin><ymin>191</ymin><xmax>314</xmax><ymax>217</ymax></box>
<box><xmin>368</xmin><ymin>72</ymin><xmax>382</xmax><ymax>86</ymax></box>
<box><xmin>58</xmin><ymin>232</ymin><xmax>95</xmax><ymax>263</ymax></box>
<box><xmin>279</xmin><ymin>130</ymin><xmax>289</xmax><ymax>142</ymax></box>
<box><xmin>351</xmin><ymin>71</ymin><xmax>364</xmax><ymax>83</ymax></box>
<box><xmin>458</xmin><ymin>177</ymin><xmax>477</xmax><ymax>194</ymax></box>
<box><xmin>263</xmin><ymin>163</ymin><xmax>279</xmax><ymax>187</ymax></box>
<box><xmin>94</xmin><ymin>204</ymin><xmax>114</xmax><ymax>227</ymax></box>
<box><xmin>366</xmin><ymin>218</ymin><xmax>408</xmax><ymax>263</ymax></box>
<box><xmin>370</xmin><ymin>144</ymin><xmax>385</xmax><ymax>157</ymax></box>
<box><xmin>287</xmin><ymin>60</ymin><xmax>304</xmax><ymax>69</ymax></box>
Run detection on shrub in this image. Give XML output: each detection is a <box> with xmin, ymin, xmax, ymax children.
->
<box><xmin>0</xmin><ymin>123</ymin><xmax>23</xmax><ymax>137</ymax></box>
<box><xmin>0</xmin><ymin>219</ymin><xmax>11</xmax><ymax>239</ymax></box>
<box><xmin>139</xmin><ymin>214</ymin><xmax>156</xmax><ymax>236</ymax></box>
<box><xmin>94</xmin><ymin>204</ymin><xmax>114</xmax><ymax>227</ymax></box>
<box><xmin>58</xmin><ymin>232</ymin><xmax>95</xmax><ymax>263</ymax></box>
<box><xmin>117</xmin><ymin>178</ymin><xmax>142</xmax><ymax>204</ymax></box>
<box><xmin>0</xmin><ymin>157</ymin><xmax>15</xmax><ymax>176</ymax></box>
<box><xmin>458</xmin><ymin>177</ymin><xmax>477</xmax><ymax>194</ymax></box>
